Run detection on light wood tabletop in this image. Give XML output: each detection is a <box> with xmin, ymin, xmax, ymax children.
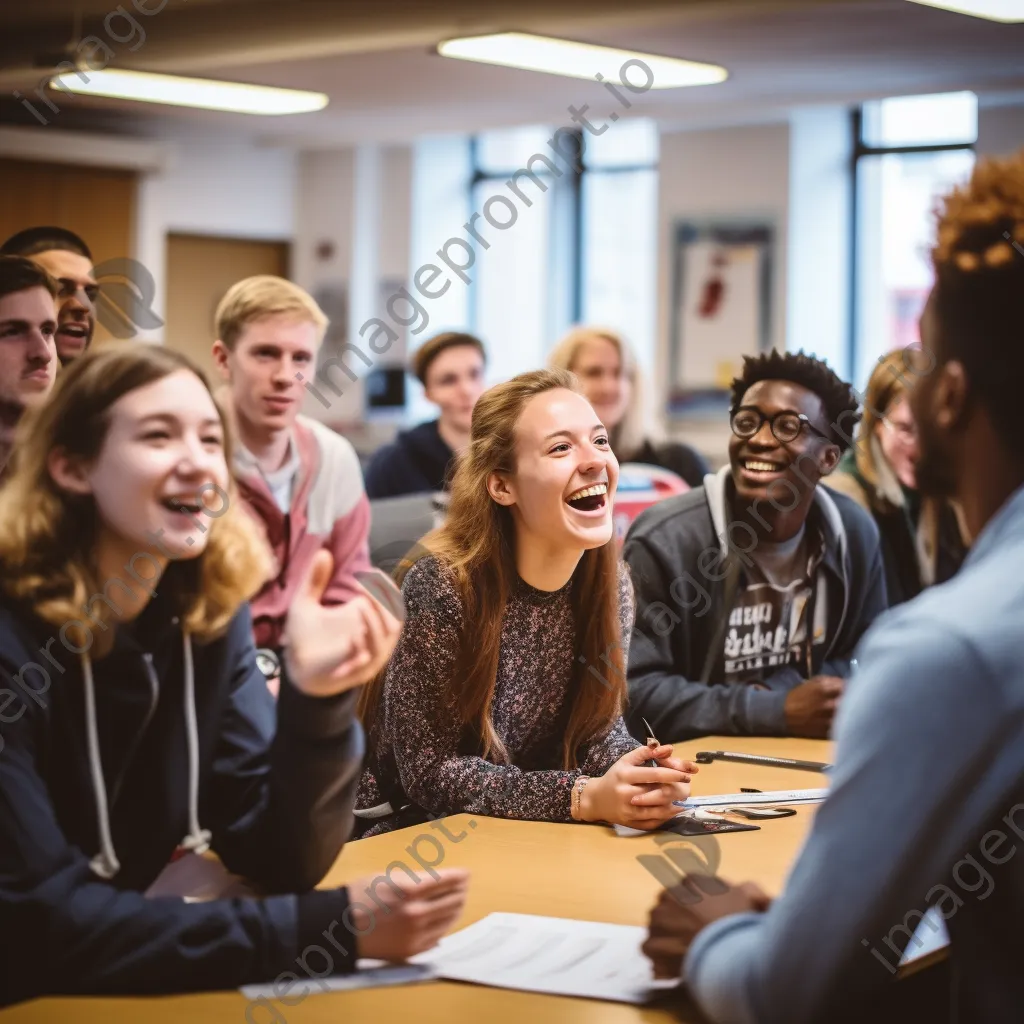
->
<box><xmin>1</xmin><ymin>736</ymin><xmax>833</xmax><ymax>1024</ymax></box>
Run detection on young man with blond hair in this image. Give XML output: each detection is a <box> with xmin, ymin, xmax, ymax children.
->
<box><xmin>213</xmin><ymin>276</ymin><xmax>373</xmax><ymax>677</ymax></box>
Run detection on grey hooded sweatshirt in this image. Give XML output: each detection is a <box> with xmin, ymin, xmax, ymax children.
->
<box><xmin>623</xmin><ymin>466</ymin><xmax>887</xmax><ymax>740</ymax></box>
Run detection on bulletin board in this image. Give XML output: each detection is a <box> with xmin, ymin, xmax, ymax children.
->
<box><xmin>667</xmin><ymin>220</ymin><xmax>775</xmax><ymax>421</ymax></box>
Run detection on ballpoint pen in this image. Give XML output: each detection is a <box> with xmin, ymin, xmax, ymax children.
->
<box><xmin>641</xmin><ymin>717</ymin><xmax>661</xmax><ymax>768</ymax></box>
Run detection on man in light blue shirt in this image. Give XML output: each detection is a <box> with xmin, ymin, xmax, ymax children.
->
<box><xmin>642</xmin><ymin>150</ymin><xmax>1024</xmax><ymax>1024</ymax></box>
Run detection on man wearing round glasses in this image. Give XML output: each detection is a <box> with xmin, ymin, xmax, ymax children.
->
<box><xmin>1</xmin><ymin>227</ymin><xmax>96</xmax><ymax>366</ymax></box>
<box><xmin>624</xmin><ymin>350</ymin><xmax>887</xmax><ymax>741</ymax></box>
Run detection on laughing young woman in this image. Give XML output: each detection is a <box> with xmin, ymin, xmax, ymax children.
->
<box><xmin>0</xmin><ymin>346</ymin><xmax>467</xmax><ymax>1005</ymax></box>
<box><xmin>355</xmin><ymin>369</ymin><xmax>696</xmax><ymax>836</ymax></box>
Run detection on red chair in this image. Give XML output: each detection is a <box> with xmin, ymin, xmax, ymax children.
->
<box><xmin>612</xmin><ymin>463</ymin><xmax>691</xmax><ymax>549</ymax></box>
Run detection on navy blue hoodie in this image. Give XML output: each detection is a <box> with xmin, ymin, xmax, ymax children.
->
<box><xmin>0</xmin><ymin>571</ymin><xmax>362</xmax><ymax>1005</ymax></box>
<box><xmin>364</xmin><ymin>419</ymin><xmax>453</xmax><ymax>499</ymax></box>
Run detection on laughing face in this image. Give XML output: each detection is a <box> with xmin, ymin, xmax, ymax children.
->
<box><xmin>491</xmin><ymin>388</ymin><xmax>620</xmax><ymax>552</ymax></box>
<box><xmin>29</xmin><ymin>249</ymin><xmax>96</xmax><ymax>364</ymax></box>
<box><xmin>50</xmin><ymin>369</ymin><xmax>231</xmax><ymax>568</ymax></box>
<box><xmin>728</xmin><ymin>379</ymin><xmax>839</xmax><ymax>509</ymax></box>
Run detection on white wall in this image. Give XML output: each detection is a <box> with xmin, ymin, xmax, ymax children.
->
<box><xmin>406</xmin><ymin>134</ymin><xmax>473</xmax><ymax>423</ymax></box>
<box><xmin>657</xmin><ymin>122</ymin><xmax>790</xmax><ymax>459</ymax></box>
<box><xmin>786</xmin><ymin>106</ymin><xmax>852</xmax><ymax>380</ymax></box>
<box><xmin>291</xmin><ymin>144</ymin><xmax>418</xmax><ymax>439</ymax></box>
<box><xmin>133</xmin><ymin>131</ymin><xmax>297</xmax><ymax>342</ymax></box>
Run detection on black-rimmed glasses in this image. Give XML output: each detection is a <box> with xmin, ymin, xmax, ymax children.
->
<box><xmin>730</xmin><ymin>406</ymin><xmax>832</xmax><ymax>445</ymax></box>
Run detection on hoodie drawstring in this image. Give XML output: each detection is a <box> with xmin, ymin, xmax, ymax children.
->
<box><xmin>83</xmin><ymin>632</ymin><xmax>210</xmax><ymax>880</ymax></box>
<box><xmin>81</xmin><ymin>653</ymin><xmax>120</xmax><ymax>880</ymax></box>
<box><xmin>178</xmin><ymin>632</ymin><xmax>211</xmax><ymax>856</ymax></box>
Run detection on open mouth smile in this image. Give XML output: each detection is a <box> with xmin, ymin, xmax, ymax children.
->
<box><xmin>160</xmin><ymin>497</ymin><xmax>203</xmax><ymax>515</ymax></box>
<box><xmin>739</xmin><ymin>457</ymin><xmax>792</xmax><ymax>483</ymax></box>
<box><xmin>57</xmin><ymin>324</ymin><xmax>89</xmax><ymax>339</ymax></box>
<box><xmin>565</xmin><ymin>482</ymin><xmax>608</xmax><ymax>513</ymax></box>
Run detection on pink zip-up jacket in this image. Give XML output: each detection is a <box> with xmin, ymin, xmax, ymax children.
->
<box><xmin>234</xmin><ymin>416</ymin><xmax>371</xmax><ymax>650</ymax></box>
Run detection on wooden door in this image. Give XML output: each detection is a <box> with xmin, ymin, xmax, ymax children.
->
<box><xmin>0</xmin><ymin>158</ymin><xmax>136</xmax><ymax>345</ymax></box>
<box><xmin>164</xmin><ymin>233</ymin><xmax>290</xmax><ymax>383</ymax></box>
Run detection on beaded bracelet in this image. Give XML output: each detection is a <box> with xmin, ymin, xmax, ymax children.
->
<box><xmin>572</xmin><ymin>775</ymin><xmax>591</xmax><ymax>820</ymax></box>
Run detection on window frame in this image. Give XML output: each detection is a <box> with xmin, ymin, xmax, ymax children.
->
<box><xmin>467</xmin><ymin>126</ymin><xmax>658</xmax><ymax>338</ymax></box>
<box><xmin>848</xmin><ymin>104</ymin><xmax>976</xmax><ymax>380</ymax></box>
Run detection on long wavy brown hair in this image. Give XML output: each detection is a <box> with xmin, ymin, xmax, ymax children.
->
<box><xmin>852</xmin><ymin>347</ymin><xmax>931</xmax><ymax>509</ymax></box>
<box><xmin>360</xmin><ymin>368</ymin><xmax>627</xmax><ymax>769</ymax></box>
<box><xmin>0</xmin><ymin>345</ymin><xmax>271</xmax><ymax>642</ymax></box>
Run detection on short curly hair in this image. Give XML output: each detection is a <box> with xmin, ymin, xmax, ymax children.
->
<box><xmin>730</xmin><ymin>349</ymin><xmax>860</xmax><ymax>454</ymax></box>
<box><xmin>931</xmin><ymin>148</ymin><xmax>1024</xmax><ymax>459</ymax></box>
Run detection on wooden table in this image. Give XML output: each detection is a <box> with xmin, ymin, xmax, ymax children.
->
<box><xmin>1</xmin><ymin>736</ymin><xmax>832</xmax><ymax>1024</ymax></box>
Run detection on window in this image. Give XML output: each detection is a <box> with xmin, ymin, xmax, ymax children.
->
<box><xmin>580</xmin><ymin>119</ymin><xmax>658</xmax><ymax>378</ymax></box>
<box><xmin>851</xmin><ymin>92</ymin><xmax>976</xmax><ymax>388</ymax></box>
<box><xmin>468</xmin><ymin>126</ymin><xmax>567</xmax><ymax>386</ymax></box>
<box><xmin>467</xmin><ymin>119</ymin><xmax>658</xmax><ymax>380</ymax></box>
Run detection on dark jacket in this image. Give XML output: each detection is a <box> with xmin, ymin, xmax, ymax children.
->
<box><xmin>628</xmin><ymin>438</ymin><xmax>709</xmax><ymax>490</ymax></box>
<box><xmin>623</xmin><ymin>466</ymin><xmax>888</xmax><ymax>741</ymax></box>
<box><xmin>364</xmin><ymin>419</ymin><xmax>453</xmax><ymax>499</ymax></box>
<box><xmin>826</xmin><ymin>449</ymin><xmax>966</xmax><ymax>607</ymax></box>
<box><xmin>0</xmin><ymin>575</ymin><xmax>362</xmax><ymax>1005</ymax></box>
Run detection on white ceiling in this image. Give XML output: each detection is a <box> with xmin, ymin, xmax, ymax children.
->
<box><xmin>1</xmin><ymin>0</ymin><xmax>1023</xmax><ymax>143</ymax></box>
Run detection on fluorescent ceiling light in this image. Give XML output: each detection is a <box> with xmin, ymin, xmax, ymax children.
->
<box><xmin>437</xmin><ymin>32</ymin><xmax>727</xmax><ymax>89</ymax></box>
<box><xmin>49</xmin><ymin>68</ymin><xmax>328</xmax><ymax>115</ymax></box>
<box><xmin>904</xmin><ymin>0</ymin><xmax>1024</xmax><ymax>21</ymax></box>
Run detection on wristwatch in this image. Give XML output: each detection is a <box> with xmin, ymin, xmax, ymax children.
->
<box><xmin>255</xmin><ymin>648</ymin><xmax>281</xmax><ymax>681</ymax></box>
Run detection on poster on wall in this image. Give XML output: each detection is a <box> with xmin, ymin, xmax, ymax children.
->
<box><xmin>668</xmin><ymin>220</ymin><xmax>775</xmax><ymax>420</ymax></box>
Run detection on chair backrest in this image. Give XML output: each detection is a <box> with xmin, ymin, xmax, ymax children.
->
<box><xmin>368</xmin><ymin>492</ymin><xmax>445</xmax><ymax>572</ymax></box>
<box><xmin>612</xmin><ymin>463</ymin><xmax>690</xmax><ymax>548</ymax></box>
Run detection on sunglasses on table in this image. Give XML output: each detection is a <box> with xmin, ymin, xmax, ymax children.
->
<box><xmin>730</xmin><ymin>407</ymin><xmax>833</xmax><ymax>445</ymax></box>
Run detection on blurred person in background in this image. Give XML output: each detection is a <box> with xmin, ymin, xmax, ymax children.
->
<box><xmin>826</xmin><ymin>348</ymin><xmax>967</xmax><ymax>606</ymax></box>
<box><xmin>0</xmin><ymin>256</ymin><xmax>58</xmax><ymax>480</ymax></box>
<box><xmin>548</xmin><ymin>326</ymin><xmax>708</xmax><ymax>488</ymax></box>
<box><xmin>0</xmin><ymin>226</ymin><xmax>97</xmax><ymax>365</ymax></box>
<box><xmin>365</xmin><ymin>331</ymin><xmax>487</xmax><ymax>499</ymax></box>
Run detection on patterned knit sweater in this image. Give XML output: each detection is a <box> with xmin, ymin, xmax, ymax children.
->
<box><xmin>355</xmin><ymin>555</ymin><xmax>638</xmax><ymax>834</ymax></box>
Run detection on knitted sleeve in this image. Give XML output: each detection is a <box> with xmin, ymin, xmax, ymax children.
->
<box><xmin>381</xmin><ymin>557</ymin><xmax>583</xmax><ymax>823</ymax></box>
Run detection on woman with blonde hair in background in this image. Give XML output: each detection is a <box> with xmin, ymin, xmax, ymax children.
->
<box><xmin>0</xmin><ymin>345</ymin><xmax>465</xmax><ymax>1005</ymax></box>
<box><xmin>548</xmin><ymin>326</ymin><xmax>708</xmax><ymax>487</ymax></box>
<box><xmin>355</xmin><ymin>368</ymin><xmax>697</xmax><ymax>837</ymax></box>
<box><xmin>825</xmin><ymin>347</ymin><xmax>966</xmax><ymax>605</ymax></box>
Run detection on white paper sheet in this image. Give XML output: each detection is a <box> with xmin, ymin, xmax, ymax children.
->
<box><xmin>239</xmin><ymin>913</ymin><xmax>676</xmax><ymax>1005</ymax></box>
<box><xmin>412</xmin><ymin>912</ymin><xmax>677</xmax><ymax>1004</ymax></box>
<box><xmin>679</xmin><ymin>788</ymin><xmax>828</xmax><ymax>808</ymax></box>
<box><xmin>899</xmin><ymin>906</ymin><xmax>950</xmax><ymax>966</ymax></box>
